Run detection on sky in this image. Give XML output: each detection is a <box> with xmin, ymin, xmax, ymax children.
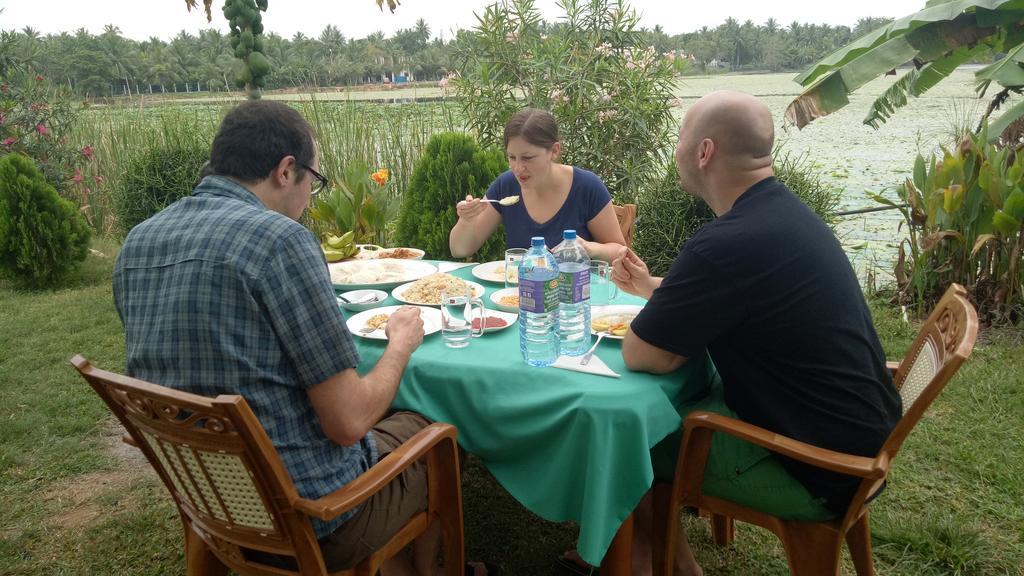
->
<box><xmin>1</xmin><ymin>0</ymin><xmax>928</xmax><ymax>41</ymax></box>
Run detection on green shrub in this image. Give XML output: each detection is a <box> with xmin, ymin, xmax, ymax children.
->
<box><xmin>634</xmin><ymin>149</ymin><xmax>840</xmax><ymax>276</ymax></box>
<box><xmin>112</xmin><ymin>141</ymin><xmax>210</xmax><ymax>236</ymax></box>
<box><xmin>0</xmin><ymin>153</ymin><xmax>91</xmax><ymax>287</ymax></box>
<box><xmin>395</xmin><ymin>133</ymin><xmax>506</xmax><ymax>261</ymax></box>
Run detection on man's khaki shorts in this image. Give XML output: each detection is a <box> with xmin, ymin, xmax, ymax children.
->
<box><xmin>319</xmin><ymin>410</ymin><xmax>433</xmax><ymax>570</ymax></box>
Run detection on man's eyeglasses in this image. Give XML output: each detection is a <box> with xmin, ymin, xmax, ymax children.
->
<box><xmin>299</xmin><ymin>162</ymin><xmax>329</xmax><ymax>196</ymax></box>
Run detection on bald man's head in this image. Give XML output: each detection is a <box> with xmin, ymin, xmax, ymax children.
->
<box><xmin>680</xmin><ymin>90</ymin><xmax>774</xmax><ymax>170</ymax></box>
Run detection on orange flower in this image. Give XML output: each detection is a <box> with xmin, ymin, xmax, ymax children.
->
<box><xmin>371</xmin><ymin>168</ymin><xmax>390</xmax><ymax>185</ymax></box>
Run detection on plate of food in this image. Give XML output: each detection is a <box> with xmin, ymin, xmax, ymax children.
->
<box><xmin>591</xmin><ymin>305</ymin><xmax>643</xmax><ymax>340</ymax></box>
<box><xmin>471</xmin><ymin>260</ymin><xmax>514</xmax><ymax>284</ymax></box>
<box><xmin>391</xmin><ymin>273</ymin><xmax>486</xmax><ymax>306</ymax></box>
<box><xmin>471</xmin><ymin>309</ymin><xmax>519</xmax><ymax>333</ymax></box>
<box><xmin>329</xmin><ymin>259</ymin><xmax>437</xmax><ymax>290</ymax></box>
<box><xmin>375</xmin><ymin>247</ymin><xmax>425</xmax><ymax>260</ymax></box>
<box><xmin>352</xmin><ymin>245</ymin><xmax>425</xmax><ymax>260</ymax></box>
<box><xmin>489</xmin><ymin>287</ymin><xmax>520</xmax><ymax>312</ymax></box>
<box><xmin>345</xmin><ymin>305</ymin><xmax>442</xmax><ymax>340</ymax></box>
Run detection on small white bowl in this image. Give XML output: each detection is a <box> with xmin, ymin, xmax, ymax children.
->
<box><xmin>337</xmin><ymin>289</ymin><xmax>388</xmax><ymax>312</ymax></box>
<box><xmin>489</xmin><ymin>287</ymin><xmax>520</xmax><ymax>312</ymax></box>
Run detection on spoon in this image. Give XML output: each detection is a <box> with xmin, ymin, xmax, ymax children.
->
<box><xmin>480</xmin><ymin>196</ymin><xmax>521</xmax><ymax>206</ymax></box>
<box><xmin>580</xmin><ymin>331</ymin><xmax>607</xmax><ymax>366</ymax></box>
<box><xmin>338</xmin><ymin>293</ymin><xmax>381</xmax><ymax>305</ymax></box>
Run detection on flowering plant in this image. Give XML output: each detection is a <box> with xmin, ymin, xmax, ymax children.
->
<box><xmin>308</xmin><ymin>162</ymin><xmax>399</xmax><ymax>245</ymax></box>
<box><xmin>0</xmin><ymin>73</ymin><xmax>95</xmax><ymax>199</ymax></box>
<box><xmin>371</xmin><ymin>168</ymin><xmax>390</xmax><ymax>186</ymax></box>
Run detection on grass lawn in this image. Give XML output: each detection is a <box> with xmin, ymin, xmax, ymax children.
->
<box><xmin>1</xmin><ymin>241</ymin><xmax>1021</xmax><ymax>575</ymax></box>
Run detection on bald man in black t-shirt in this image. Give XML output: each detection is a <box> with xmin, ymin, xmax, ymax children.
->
<box><xmin>609</xmin><ymin>91</ymin><xmax>901</xmax><ymax>576</ymax></box>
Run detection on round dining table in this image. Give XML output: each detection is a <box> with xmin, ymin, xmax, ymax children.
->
<box><xmin>344</xmin><ymin>260</ymin><xmax>715</xmax><ymax>573</ymax></box>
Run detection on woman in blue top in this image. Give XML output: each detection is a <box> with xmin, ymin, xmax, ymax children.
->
<box><xmin>449</xmin><ymin>108</ymin><xmax>626</xmax><ymax>260</ymax></box>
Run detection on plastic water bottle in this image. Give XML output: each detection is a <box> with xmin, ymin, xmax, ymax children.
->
<box><xmin>553</xmin><ymin>230</ymin><xmax>591</xmax><ymax>356</ymax></box>
<box><xmin>518</xmin><ymin>236</ymin><xmax>560</xmax><ymax>367</ymax></box>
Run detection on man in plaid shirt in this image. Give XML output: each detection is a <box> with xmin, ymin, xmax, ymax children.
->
<box><xmin>113</xmin><ymin>101</ymin><xmax>469</xmax><ymax>575</ymax></box>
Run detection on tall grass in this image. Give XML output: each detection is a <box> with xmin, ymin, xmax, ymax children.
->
<box><xmin>299</xmin><ymin>98</ymin><xmax>460</xmax><ymax>243</ymax></box>
<box><xmin>68</xmin><ymin>105</ymin><xmax>224</xmax><ymax>236</ymax></box>
<box><xmin>67</xmin><ymin>100</ymin><xmax>460</xmax><ymax>243</ymax></box>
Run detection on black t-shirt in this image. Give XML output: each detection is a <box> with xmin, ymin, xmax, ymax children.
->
<box><xmin>632</xmin><ymin>177</ymin><xmax>902</xmax><ymax>512</ymax></box>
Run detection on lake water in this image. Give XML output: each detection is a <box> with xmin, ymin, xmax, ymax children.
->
<box><xmin>673</xmin><ymin>69</ymin><xmax>983</xmax><ymax>281</ymax></box>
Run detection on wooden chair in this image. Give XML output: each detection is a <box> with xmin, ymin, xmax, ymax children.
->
<box><xmin>613</xmin><ymin>203</ymin><xmax>637</xmax><ymax>249</ymax></box>
<box><xmin>71</xmin><ymin>355</ymin><xmax>465</xmax><ymax>576</ymax></box>
<box><xmin>653</xmin><ymin>283</ymin><xmax>978</xmax><ymax>576</ymax></box>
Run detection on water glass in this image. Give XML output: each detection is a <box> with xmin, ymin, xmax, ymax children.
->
<box><xmin>589</xmin><ymin>260</ymin><xmax>619</xmax><ymax>305</ymax></box>
<box><xmin>440</xmin><ymin>289</ymin><xmax>484</xmax><ymax>348</ymax></box>
<box><xmin>504</xmin><ymin>248</ymin><xmax>527</xmax><ymax>288</ymax></box>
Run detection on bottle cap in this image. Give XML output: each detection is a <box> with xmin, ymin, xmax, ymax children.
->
<box><xmin>531</xmin><ymin>236</ymin><xmax>546</xmax><ymax>248</ymax></box>
<box><xmin>563</xmin><ymin>230</ymin><xmax>577</xmax><ymax>240</ymax></box>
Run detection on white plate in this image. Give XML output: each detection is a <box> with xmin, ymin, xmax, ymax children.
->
<box><xmin>471</xmin><ymin>260</ymin><xmax>510</xmax><ymax>284</ymax></box>
<box><xmin>489</xmin><ymin>287</ymin><xmax>520</xmax><ymax>312</ymax></box>
<box><xmin>375</xmin><ymin>247</ymin><xmax>425</xmax><ymax>260</ymax></box>
<box><xmin>329</xmin><ymin>259</ymin><xmax>437</xmax><ymax>290</ymax></box>
<box><xmin>345</xmin><ymin>305</ymin><xmax>442</xmax><ymax>340</ymax></box>
<box><xmin>591</xmin><ymin>304</ymin><xmax>643</xmax><ymax>340</ymax></box>
<box><xmin>391</xmin><ymin>277</ymin><xmax>486</xmax><ymax>306</ymax></box>
<box><xmin>473</xmin><ymin>309</ymin><xmax>519</xmax><ymax>333</ymax></box>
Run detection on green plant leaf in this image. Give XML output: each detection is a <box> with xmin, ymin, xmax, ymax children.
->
<box><xmin>992</xmin><ymin>209</ymin><xmax>1022</xmax><ymax>234</ymax></box>
<box><xmin>985</xmin><ymin>97</ymin><xmax>1024</xmax><ymax>142</ymax></box>
<box><xmin>865</xmin><ymin>46</ymin><xmax>983</xmax><ymax>128</ymax></box>
<box><xmin>787</xmin><ymin>0</ymin><xmax>1021</xmax><ymax>128</ymax></box>
<box><xmin>975</xmin><ymin>40</ymin><xmax>1024</xmax><ymax>89</ymax></box>
<box><xmin>1004</xmin><ymin>187</ymin><xmax>1024</xmax><ymax>218</ymax></box>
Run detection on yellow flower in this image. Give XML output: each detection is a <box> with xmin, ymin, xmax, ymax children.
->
<box><xmin>371</xmin><ymin>168</ymin><xmax>390</xmax><ymax>185</ymax></box>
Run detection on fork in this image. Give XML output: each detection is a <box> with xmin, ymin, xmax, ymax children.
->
<box><xmin>359</xmin><ymin>321</ymin><xmax>386</xmax><ymax>335</ymax></box>
<box><xmin>580</xmin><ymin>331</ymin><xmax>607</xmax><ymax>366</ymax></box>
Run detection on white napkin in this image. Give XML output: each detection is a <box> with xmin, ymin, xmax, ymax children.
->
<box><xmin>551</xmin><ymin>353</ymin><xmax>621</xmax><ymax>378</ymax></box>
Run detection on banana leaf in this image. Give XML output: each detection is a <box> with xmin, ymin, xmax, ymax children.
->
<box><xmin>787</xmin><ymin>0</ymin><xmax>1024</xmax><ymax>128</ymax></box>
<box><xmin>864</xmin><ymin>45</ymin><xmax>984</xmax><ymax>127</ymax></box>
<box><xmin>975</xmin><ymin>42</ymin><xmax>1024</xmax><ymax>94</ymax></box>
<box><xmin>985</xmin><ymin>97</ymin><xmax>1024</xmax><ymax>142</ymax></box>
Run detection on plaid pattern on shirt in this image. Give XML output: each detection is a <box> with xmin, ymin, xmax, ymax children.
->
<box><xmin>113</xmin><ymin>176</ymin><xmax>373</xmax><ymax>537</ymax></box>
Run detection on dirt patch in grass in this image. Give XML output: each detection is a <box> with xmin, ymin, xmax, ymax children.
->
<box><xmin>42</xmin><ymin>419</ymin><xmax>156</xmax><ymax>532</ymax></box>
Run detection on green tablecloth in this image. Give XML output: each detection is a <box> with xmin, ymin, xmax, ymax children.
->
<box><xmin>347</xmin><ymin>262</ymin><xmax>714</xmax><ymax>565</ymax></box>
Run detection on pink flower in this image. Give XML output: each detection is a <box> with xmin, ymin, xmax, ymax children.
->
<box><xmin>94</xmin><ymin>174</ymin><xmax>105</xmax><ymax>184</ymax></box>
<box><xmin>73</xmin><ymin>169</ymin><xmax>83</xmax><ymax>183</ymax></box>
<box><xmin>35</xmin><ymin>75</ymin><xmax>44</xmax><ymax>82</ymax></box>
<box><xmin>36</xmin><ymin>123</ymin><xmax>48</xmax><ymax>136</ymax></box>
<box><xmin>81</xmin><ymin>145</ymin><xmax>94</xmax><ymax>159</ymax></box>
<box><xmin>2</xmin><ymin>137</ymin><xmax>15</xmax><ymax>147</ymax></box>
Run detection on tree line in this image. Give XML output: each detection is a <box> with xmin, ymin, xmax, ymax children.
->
<box><xmin>1</xmin><ymin>16</ymin><xmax>898</xmax><ymax>97</ymax></box>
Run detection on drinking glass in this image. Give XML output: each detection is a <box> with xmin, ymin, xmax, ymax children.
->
<box><xmin>504</xmin><ymin>248</ymin><xmax>527</xmax><ymax>289</ymax></box>
<box><xmin>440</xmin><ymin>289</ymin><xmax>484</xmax><ymax>348</ymax></box>
<box><xmin>589</xmin><ymin>260</ymin><xmax>619</xmax><ymax>305</ymax></box>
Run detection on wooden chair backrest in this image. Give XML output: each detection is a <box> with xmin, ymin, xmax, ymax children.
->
<box><xmin>71</xmin><ymin>355</ymin><xmax>327</xmax><ymax>574</ymax></box>
<box><xmin>613</xmin><ymin>203</ymin><xmax>637</xmax><ymax>249</ymax></box>
<box><xmin>841</xmin><ymin>283</ymin><xmax>978</xmax><ymax>528</ymax></box>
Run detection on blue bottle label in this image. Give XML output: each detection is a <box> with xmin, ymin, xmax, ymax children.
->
<box><xmin>559</xmin><ymin>268</ymin><xmax>591</xmax><ymax>304</ymax></box>
<box><xmin>519</xmin><ymin>275</ymin><xmax>560</xmax><ymax>313</ymax></box>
